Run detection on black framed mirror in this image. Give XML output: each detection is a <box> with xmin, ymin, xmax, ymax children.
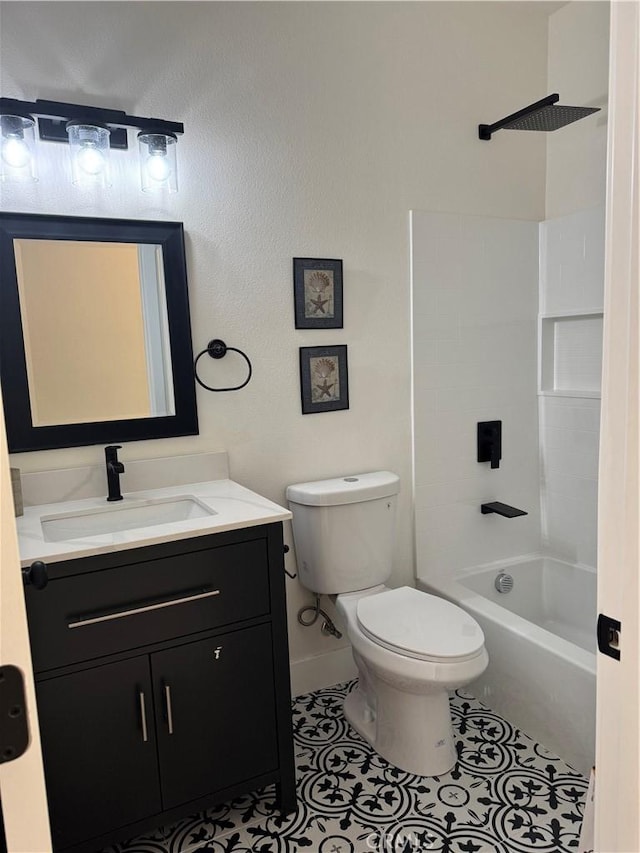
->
<box><xmin>0</xmin><ymin>212</ymin><xmax>198</xmax><ymax>452</ymax></box>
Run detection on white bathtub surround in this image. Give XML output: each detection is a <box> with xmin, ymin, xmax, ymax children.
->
<box><xmin>412</xmin><ymin>205</ymin><xmax>604</xmax><ymax>581</ymax></box>
<box><xmin>419</xmin><ymin>554</ymin><xmax>596</xmax><ymax>776</ymax></box>
<box><xmin>539</xmin><ymin>206</ymin><xmax>606</xmax><ymax>317</ymax></box>
<box><xmin>101</xmin><ymin>681</ymin><xmax>589</xmax><ymax>853</ymax></box>
<box><xmin>538</xmin><ymin>205</ymin><xmax>605</xmax><ymax>570</ymax></box>
<box><xmin>539</xmin><ymin>396</ymin><xmax>601</xmax><ymax>567</ymax></box>
<box><xmin>411</xmin><ymin>207</ymin><xmax>602</xmax><ymax>777</ymax></box>
<box><xmin>411</xmin><ymin>211</ymin><xmax>542</xmax><ymax>579</ymax></box>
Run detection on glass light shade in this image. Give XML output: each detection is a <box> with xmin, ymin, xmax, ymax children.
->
<box><xmin>138</xmin><ymin>132</ymin><xmax>178</xmax><ymax>193</ymax></box>
<box><xmin>66</xmin><ymin>122</ymin><xmax>111</xmax><ymax>188</ymax></box>
<box><xmin>0</xmin><ymin>114</ymin><xmax>37</xmax><ymax>182</ymax></box>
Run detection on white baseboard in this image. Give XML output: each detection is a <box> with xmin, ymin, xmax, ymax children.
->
<box><xmin>290</xmin><ymin>645</ymin><xmax>357</xmax><ymax>698</ymax></box>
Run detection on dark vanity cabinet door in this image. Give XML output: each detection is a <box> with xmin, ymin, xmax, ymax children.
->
<box><xmin>36</xmin><ymin>656</ymin><xmax>162</xmax><ymax>850</ymax></box>
<box><xmin>152</xmin><ymin>623</ymin><xmax>279</xmax><ymax>810</ymax></box>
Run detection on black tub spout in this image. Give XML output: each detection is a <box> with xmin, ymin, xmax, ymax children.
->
<box><xmin>481</xmin><ymin>501</ymin><xmax>527</xmax><ymax>518</ymax></box>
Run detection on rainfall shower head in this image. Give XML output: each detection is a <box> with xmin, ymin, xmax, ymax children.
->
<box><xmin>479</xmin><ymin>94</ymin><xmax>600</xmax><ymax>141</ymax></box>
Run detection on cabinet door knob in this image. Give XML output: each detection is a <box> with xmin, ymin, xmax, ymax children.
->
<box><xmin>22</xmin><ymin>561</ymin><xmax>48</xmax><ymax>590</ymax></box>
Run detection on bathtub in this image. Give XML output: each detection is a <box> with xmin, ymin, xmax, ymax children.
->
<box><xmin>418</xmin><ymin>555</ymin><xmax>596</xmax><ymax>776</ymax></box>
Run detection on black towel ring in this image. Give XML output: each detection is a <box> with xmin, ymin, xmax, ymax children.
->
<box><xmin>194</xmin><ymin>339</ymin><xmax>253</xmax><ymax>392</ymax></box>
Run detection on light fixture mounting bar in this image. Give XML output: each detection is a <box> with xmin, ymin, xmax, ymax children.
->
<box><xmin>38</xmin><ymin>119</ymin><xmax>129</xmax><ymax>149</ymax></box>
<box><xmin>478</xmin><ymin>93</ymin><xmax>559</xmax><ymax>141</ymax></box>
<box><xmin>0</xmin><ymin>97</ymin><xmax>184</xmax><ymax>151</ymax></box>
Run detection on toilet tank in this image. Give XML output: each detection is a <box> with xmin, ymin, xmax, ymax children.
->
<box><xmin>286</xmin><ymin>471</ymin><xmax>400</xmax><ymax>595</ymax></box>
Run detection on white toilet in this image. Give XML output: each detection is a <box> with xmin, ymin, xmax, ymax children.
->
<box><xmin>287</xmin><ymin>471</ymin><xmax>488</xmax><ymax>777</ymax></box>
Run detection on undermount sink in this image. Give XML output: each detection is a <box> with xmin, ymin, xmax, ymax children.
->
<box><xmin>41</xmin><ymin>496</ymin><xmax>217</xmax><ymax>542</ymax></box>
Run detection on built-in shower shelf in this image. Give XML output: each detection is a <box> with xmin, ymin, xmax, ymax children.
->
<box><xmin>541</xmin><ymin>388</ymin><xmax>601</xmax><ymax>399</ymax></box>
<box><xmin>538</xmin><ymin>310</ymin><xmax>604</xmax><ymax>399</ymax></box>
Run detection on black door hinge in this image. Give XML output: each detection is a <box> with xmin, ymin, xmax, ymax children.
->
<box><xmin>0</xmin><ymin>666</ymin><xmax>29</xmax><ymax>763</ymax></box>
<box><xmin>597</xmin><ymin>613</ymin><xmax>621</xmax><ymax>661</ymax></box>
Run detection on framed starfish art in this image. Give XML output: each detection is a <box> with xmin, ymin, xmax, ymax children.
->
<box><xmin>299</xmin><ymin>345</ymin><xmax>349</xmax><ymax>414</ymax></box>
<box><xmin>293</xmin><ymin>257</ymin><xmax>343</xmax><ymax>329</ymax></box>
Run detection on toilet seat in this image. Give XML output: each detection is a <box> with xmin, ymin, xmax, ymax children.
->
<box><xmin>356</xmin><ymin>586</ymin><xmax>485</xmax><ymax>663</ymax></box>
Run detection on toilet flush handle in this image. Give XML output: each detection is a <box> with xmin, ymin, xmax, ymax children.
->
<box><xmin>283</xmin><ymin>544</ymin><xmax>297</xmax><ymax>579</ymax></box>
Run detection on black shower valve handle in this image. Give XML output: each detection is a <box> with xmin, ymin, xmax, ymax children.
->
<box><xmin>490</xmin><ymin>442</ymin><xmax>500</xmax><ymax>470</ymax></box>
<box><xmin>477</xmin><ymin>421</ymin><xmax>502</xmax><ymax>470</ymax></box>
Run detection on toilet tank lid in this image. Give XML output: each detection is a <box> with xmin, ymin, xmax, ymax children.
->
<box><xmin>286</xmin><ymin>471</ymin><xmax>400</xmax><ymax>506</ymax></box>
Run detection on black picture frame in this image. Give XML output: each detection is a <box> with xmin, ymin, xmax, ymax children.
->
<box><xmin>299</xmin><ymin>345</ymin><xmax>349</xmax><ymax>414</ymax></box>
<box><xmin>0</xmin><ymin>212</ymin><xmax>198</xmax><ymax>452</ymax></box>
<box><xmin>293</xmin><ymin>257</ymin><xmax>343</xmax><ymax>329</ymax></box>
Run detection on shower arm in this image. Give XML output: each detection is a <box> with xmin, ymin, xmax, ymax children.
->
<box><xmin>478</xmin><ymin>94</ymin><xmax>559</xmax><ymax>141</ymax></box>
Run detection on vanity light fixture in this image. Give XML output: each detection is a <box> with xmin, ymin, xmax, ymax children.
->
<box><xmin>0</xmin><ymin>96</ymin><xmax>183</xmax><ymax>191</ymax></box>
<box><xmin>66</xmin><ymin>121</ymin><xmax>111</xmax><ymax>188</ymax></box>
<box><xmin>138</xmin><ymin>131</ymin><xmax>178</xmax><ymax>193</ymax></box>
<box><xmin>0</xmin><ymin>112</ymin><xmax>38</xmax><ymax>182</ymax></box>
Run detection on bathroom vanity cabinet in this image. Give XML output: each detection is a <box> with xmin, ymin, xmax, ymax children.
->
<box><xmin>23</xmin><ymin>523</ymin><xmax>296</xmax><ymax>853</ymax></box>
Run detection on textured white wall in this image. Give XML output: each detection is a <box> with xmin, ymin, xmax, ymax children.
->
<box><xmin>0</xmin><ymin>1</ymin><xmax>551</xmax><ymax>688</ymax></box>
<box><xmin>546</xmin><ymin>1</ymin><xmax>609</xmax><ymax>218</ymax></box>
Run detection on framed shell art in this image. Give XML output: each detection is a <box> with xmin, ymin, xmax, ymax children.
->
<box><xmin>293</xmin><ymin>258</ymin><xmax>343</xmax><ymax>329</ymax></box>
<box><xmin>299</xmin><ymin>345</ymin><xmax>349</xmax><ymax>414</ymax></box>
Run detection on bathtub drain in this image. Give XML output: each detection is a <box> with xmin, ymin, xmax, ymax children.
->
<box><xmin>495</xmin><ymin>572</ymin><xmax>514</xmax><ymax>594</ymax></box>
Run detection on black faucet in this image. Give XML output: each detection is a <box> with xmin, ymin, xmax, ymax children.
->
<box><xmin>105</xmin><ymin>445</ymin><xmax>125</xmax><ymax>502</ymax></box>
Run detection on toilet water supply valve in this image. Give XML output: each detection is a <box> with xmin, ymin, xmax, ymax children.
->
<box><xmin>298</xmin><ymin>593</ymin><xmax>343</xmax><ymax>640</ymax></box>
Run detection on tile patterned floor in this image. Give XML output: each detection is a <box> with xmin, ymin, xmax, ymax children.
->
<box><xmin>107</xmin><ymin>681</ymin><xmax>588</xmax><ymax>853</ymax></box>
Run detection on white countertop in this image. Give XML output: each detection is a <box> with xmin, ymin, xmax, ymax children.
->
<box><xmin>17</xmin><ymin>479</ymin><xmax>291</xmax><ymax>567</ymax></box>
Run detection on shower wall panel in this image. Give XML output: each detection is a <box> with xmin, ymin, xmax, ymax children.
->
<box><xmin>411</xmin><ymin>211</ymin><xmax>541</xmax><ymax>581</ymax></box>
<box><xmin>538</xmin><ymin>205</ymin><xmax>605</xmax><ymax>569</ymax></box>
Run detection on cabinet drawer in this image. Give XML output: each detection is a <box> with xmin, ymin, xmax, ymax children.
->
<box><xmin>26</xmin><ymin>539</ymin><xmax>270</xmax><ymax>672</ymax></box>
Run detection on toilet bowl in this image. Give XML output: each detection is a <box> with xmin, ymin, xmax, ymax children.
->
<box><xmin>336</xmin><ymin>585</ymin><xmax>488</xmax><ymax>777</ymax></box>
<box><xmin>286</xmin><ymin>471</ymin><xmax>489</xmax><ymax>778</ymax></box>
